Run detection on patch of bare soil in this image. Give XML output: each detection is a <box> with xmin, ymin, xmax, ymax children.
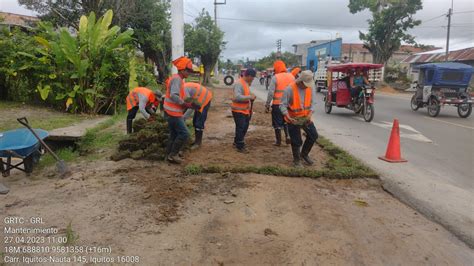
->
<box><xmin>1</xmin><ymin>167</ymin><xmax>472</xmax><ymax>265</ymax></box>
<box><xmin>185</xmin><ymin>87</ymin><xmax>328</xmax><ymax>169</ymax></box>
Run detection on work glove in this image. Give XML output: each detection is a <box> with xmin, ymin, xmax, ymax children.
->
<box><xmin>183</xmin><ymin>102</ymin><xmax>193</xmax><ymax>109</ymax></box>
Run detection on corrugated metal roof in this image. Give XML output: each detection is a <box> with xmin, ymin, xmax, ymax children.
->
<box><xmin>403</xmin><ymin>47</ymin><xmax>474</xmax><ymax>64</ymax></box>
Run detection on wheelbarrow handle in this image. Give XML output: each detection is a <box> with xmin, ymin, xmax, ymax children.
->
<box><xmin>17</xmin><ymin>117</ymin><xmax>30</xmax><ymax>127</ymax></box>
<box><xmin>17</xmin><ymin>117</ymin><xmax>61</xmax><ymax>162</ymax></box>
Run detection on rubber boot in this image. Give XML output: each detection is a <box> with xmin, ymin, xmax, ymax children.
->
<box><xmin>283</xmin><ymin>125</ymin><xmax>291</xmax><ymax>144</ymax></box>
<box><xmin>191</xmin><ymin>130</ymin><xmax>203</xmax><ymax>150</ymax></box>
<box><xmin>167</xmin><ymin>138</ymin><xmax>185</xmax><ymax>164</ymax></box>
<box><xmin>291</xmin><ymin>146</ymin><xmax>303</xmax><ymax>168</ymax></box>
<box><xmin>273</xmin><ymin>129</ymin><xmax>282</xmax><ymax>146</ymax></box>
<box><xmin>126</xmin><ymin>119</ymin><xmax>134</xmax><ymax>134</ymax></box>
<box><xmin>301</xmin><ymin>141</ymin><xmax>314</xmax><ymax>166</ymax></box>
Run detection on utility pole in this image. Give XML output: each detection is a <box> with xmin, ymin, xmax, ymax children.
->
<box><xmin>171</xmin><ymin>0</ymin><xmax>184</xmax><ymax>74</ymax></box>
<box><xmin>214</xmin><ymin>0</ymin><xmax>226</xmax><ymax>77</ymax></box>
<box><xmin>276</xmin><ymin>39</ymin><xmax>282</xmax><ymax>58</ymax></box>
<box><xmin>445</xmin><ymin>6</ymin><xmax>453</xmax><ymax>61</ymax></box>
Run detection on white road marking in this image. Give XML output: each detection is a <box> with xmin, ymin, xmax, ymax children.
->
<box><xmin>354</xmin><ymin>117</ymin><xmax>433</xmax><ymax>143</ymax></box>
<box><xmin>423</xmin><ymin>116</ymin><xmax>474</xmax><ymax>130</ymax></box>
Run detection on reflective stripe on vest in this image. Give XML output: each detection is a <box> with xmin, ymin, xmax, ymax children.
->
<box><xmin>287</xmin><ymin>82</ymin><xmax>312</xmax><ymax>118</ymax></box>
<box><xmin>126</xmin><ymin>87</ymin><xmax>156</xmax><ymax>111</ymax></box>
<box><xmin>231</xmin><ymin>78</ymin><xmax>250</xmax><ymax>115</ymax></box>
<box><xmin>164</xmin><ymin>74</ymin><xmax>185</xmax><ymax>117</ymax></box>
<box><xmin>184</xmin><ymin>82</ymin><xmax>213</xmax><ymax>113</ymax></box>
<box><xmin>273</xmin><ymin>72</ymin><xmax>295</xmax><ymax>105</ymax></box>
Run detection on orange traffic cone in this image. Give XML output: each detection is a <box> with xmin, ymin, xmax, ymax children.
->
<box><xmin>379</xmin><ymin>119</ymin><xmax>407</xmax><ymax>163</ymax></box>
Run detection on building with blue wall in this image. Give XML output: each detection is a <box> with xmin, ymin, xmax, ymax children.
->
<box><xmin>306</xmin><ymin>38</ymin><xmax>342</xmax><ymax>71</ymax></box>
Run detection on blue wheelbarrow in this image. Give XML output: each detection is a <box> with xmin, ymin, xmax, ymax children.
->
<box><xmin>0</xmin><ymin>117</ymin><xmax>69</xmax><ymax>177</ymax></box>
<box><xmin>0</xmin><ymin>127</ymin><xmax>48</xmax><ymax>177</ymax></box>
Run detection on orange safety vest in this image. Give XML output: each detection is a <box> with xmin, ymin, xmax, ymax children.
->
<box><xmin>126</xmin><ymin>87</ymin><xmax>156</xmax><ymax>111</ymax></box>
<box><xmin>285</xmin><ymin>82</ymin><xmax>312</xmax><ymax>122</ymax></box>
<box><xmin>273</xmin><ymin>72</ymin><xmax>295</xmax><ymax>105</ymax></box>
<box><xmin>164</xmin><ymin>74</ymin><xmax>185</xmax><ymax>117</ymax></box>
<box><xmin>231</xmin><ymin>78</ymin><xmax>251</xmax><ymax>115</ymax></box>
<box><xmin>184</xmin><ymin>82</ymin><xmax>213</xmax><ymax>113</ymax></box>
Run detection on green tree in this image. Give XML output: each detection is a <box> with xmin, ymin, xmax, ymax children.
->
<box><xmin>255</xmin><ymin>52</ymin><xmax>300</xmax><ymax>71</ymax></box>
<box><xmin>19</xmin><ymin>0</ymin><xmax>135</xmax><ymax>29</ymax></box>
<box><xmin>348</xmin><ymin>0</ymin><xmax>422</xmax><ymax>64</ymax></box>
<box><xmin>123</xmin><ymin>0</ymin><xmax>171</xmax><ymax>82</ymax></box>
<box><xmin>184</xmin><ymin>10</ymin><xmax>225</xmax><ymax>85</ymax></box>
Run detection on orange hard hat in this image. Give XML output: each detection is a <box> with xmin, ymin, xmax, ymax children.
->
<box><xmin>273</xmin><ymin>60</ymin><xmax>287</xmax><ymax>74</ymax></box>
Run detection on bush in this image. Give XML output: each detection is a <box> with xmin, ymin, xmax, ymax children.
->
<box><xmin>13</xmin><ymin>10</ymin><xmax>136</xmax><ymax>114</ymax></box>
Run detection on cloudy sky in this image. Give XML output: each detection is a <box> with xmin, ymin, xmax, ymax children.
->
<box><xmin>1</xmin><ymin>0</ymin><xmax>473</xmax><ymax>61</ymax></box>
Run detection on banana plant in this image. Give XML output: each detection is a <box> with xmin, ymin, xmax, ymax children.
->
<box><xmin>20</xmin><ymin>10</ymin><xmax>134</xmax><ymax>113</ymax></box>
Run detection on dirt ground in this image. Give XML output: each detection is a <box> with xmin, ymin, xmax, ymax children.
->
<box><xmin>185</xmin><ymin>88</ymin><xmax>327</xmax><ymax>169</ymax></box>
<box><xmin>1</xmin><ymin>86</ymin><xmax>473</xmax><ymax>265</ymax></box>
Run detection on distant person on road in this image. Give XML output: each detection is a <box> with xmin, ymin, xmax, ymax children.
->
<box><xmin>265</xmin><ymin>60</ymin><xmax>295</xmax><ymax>146</ymax></box>
<box><xmin>126</xmin><ymin>87</ymin><xmax>162</xmax><ymax>134</ymax></box>
<box><xmin>231</xmin><ymin>68</ymin><xmax>257</xmax><ymax>153</ymax></box>
<box><xmin>280</xmin><ymin>70</ymin><xmax>318</xmax><ymax>167</ymax></box>
<box><xmin>350</xmin><ymin>68</ymin><xmax>370</xmax><ymax>101</ymax></box>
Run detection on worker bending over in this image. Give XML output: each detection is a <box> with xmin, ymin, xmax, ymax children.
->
<box><xmin>280</xmin><ymin>70</ymin><xmax>318</xmax><ymax>167</ymax></box>
<box><xmin>231</xmin><ymin>69</ymin><xmax>257</xmax><ymax>153</ymax></box>
<box><xmin>126</xmin><ymin>87</ymin><xmax>162</xmax><ymax>134</ymax></box>
<box><xmin>183</xmin><ymin>82</ymin><xmax>213</xmax><ymax>149</ymax></box>
<box><xmin>164</xmin><ymin>56</ymin><xmax>194</xmax><ymax>164</ymax></box>
<box><xmin>265</xmin><ymin>60</ymin><xmax>295</xmax><ymax>146</ymax></box>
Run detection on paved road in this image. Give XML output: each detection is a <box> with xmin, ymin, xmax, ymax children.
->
<box><xmin>250</xmin><ymin>81</ymin><xmax>474</xmax><ymax>247</ymax></box>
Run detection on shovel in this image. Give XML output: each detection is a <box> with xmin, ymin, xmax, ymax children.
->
<box><xmin>17</xmin><ymin>117</ymin><xmax>71</xmax><ymax>177</ymax></box>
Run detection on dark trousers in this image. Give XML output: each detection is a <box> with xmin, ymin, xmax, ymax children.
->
<box><xmin>271</xmin><ymin>105</ymin><xmax>285</xmax><ymax>129</ymax></box>
<box><xmin>166</xmin><ymin>114</ymin><xmax>190</xmax><ymax>155</ymax></box>
<box><xmin>232</xmin><ymin>112</ymin><xmax>251</xmax><ymax>149</ymax></box>
<box><xmin>193</xmin><ymin>102</ymin><xmax>211</xmax><ymax>131</ymax></box>
<box><xmin>287</xmin><ymin>122</ymin><xmax>318</xmax><ymax>148</ymax></box>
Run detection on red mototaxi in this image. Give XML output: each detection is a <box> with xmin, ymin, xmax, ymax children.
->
<box><xmin>324</xmin><ymin>63</ymin><xmax>383</xmax><ymax>122</ymax></box>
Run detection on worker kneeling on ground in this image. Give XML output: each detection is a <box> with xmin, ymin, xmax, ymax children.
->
<box><xmin>265</xmin><ymin>60</ymin><xmax>295</xmax><ymax>146</ymax></box>
<box><xmin>183</xmin><ymin>82</ymin><xmax>213</xmax><ymax>149</ymax></box>
<box><xmin>126</xmin><ymin>87</ymin><xmax>162</xmax><ymax>134</ymax></box>
<box><xmin>231</xmin><ymin>68</ymin><xmax>257</xmax><ymax>153</ymax></box>
<box><xmin>164</xmin><ymin>56</ymin><xmax>194</xmax><ymax>164</ymax></box>
<box><xmin>280</xmin><ymin>70</ymin><xmax>318</xmax><ymax>167</ymax></box>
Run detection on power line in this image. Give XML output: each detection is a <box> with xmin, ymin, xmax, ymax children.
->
<box><xmin>421</xmin><ymin>13</ymin><xmax>446</xmax><ymax>24</ymax></box>
<box><xmin>216</xmin><ymin>16</ymin><xmax>459</xmax><ymax>29</ymax></box>
<box><xmin>452</xmin><ymin>10</ymin><xmax>474</xmax><ymax>14</ymax></box>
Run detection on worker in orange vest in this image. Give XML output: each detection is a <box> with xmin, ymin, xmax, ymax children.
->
<box><xmin>126</xmin><ymin>87</ymin><xmax>162</xmax><ymax>134</ymax></box>
<box><xmin>291</xmin><ymin>67</ymin><xmax>301</xmax><ymax>78</ymax></box>
<box><xmin>231</xmin><ymin>68</ymin><xmax>257</xmax><ymax>153</ymax></box>
<box><xmin>164</xmin><ymin>56</ymin><xmax>194</xmax><ymax>164</ymax></box>
<box><xmin>280</xmin><ymin>70</ymin><xmax>318</xmax><ymax>167</ymax></box>
<box><xmin>182</xmin><ymin>82</ymin><xmax>213</xmax><ymax>149</ymax></box>
<box><xmin>265</xmin><ymin>60</ymin><xmax>295</xmax><ymax>146</ymax></box>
